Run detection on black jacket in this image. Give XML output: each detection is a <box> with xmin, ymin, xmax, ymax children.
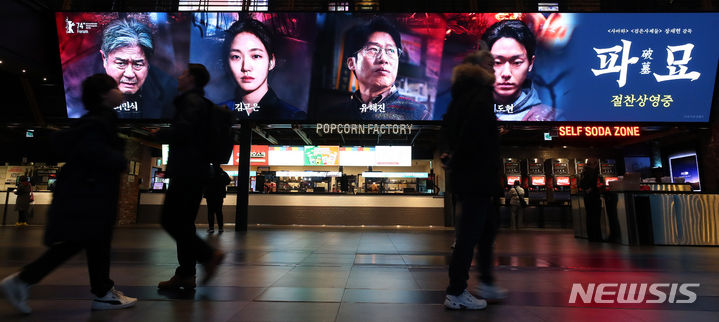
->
<box><xmin>157</xmin><ymin>89</ymin><xmax>212</xmax><ymax>181</ymax></box>
<box><xmin>114</xmin><ymin>66</ymin><xmax>178</xmax><ymax>119</ymax></box>
<box><xmin>45</xmin><ymin>108</ymin><xmax>126</xmax><ymax>245</ymax></box>
<box><xmin>439</xmin><ymin>50</ymin><xmax>502</xmax><ymax>196</ymax></box>
<box><xmin>222</xmin><ymin>87</ymin><xmax>306</xmax><ymax>121</ymax></box>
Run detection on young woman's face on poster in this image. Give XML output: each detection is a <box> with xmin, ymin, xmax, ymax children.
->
<box><xmin>228</xmin><ymin>31</ymin><xmax>275</xmax><ymax>95</ymax></box>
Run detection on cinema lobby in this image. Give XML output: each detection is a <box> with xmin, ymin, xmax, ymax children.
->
<box><xmin>1</xmin><ymin>0</ymin><xmax>718</xmax><ymax>321</ymax></box>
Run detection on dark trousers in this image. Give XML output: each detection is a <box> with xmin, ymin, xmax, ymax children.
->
<box><xmin>18</xmin><ymin>210</ymin><xmax>28</xmax><ymax>223</ymax></box>
<box><xmin>584</xmin><ymin>193</ymin><xmax>603</xmax><ymax>241</ymax></box>
<box><xmin>19</xmin><ymin>239</ymin><xmax>114</xmax><ymax>297</ymax></box>
<box><xmin>161</xmin><ymin>177</ymin><xmax>214</xmax><ymax>277</ymax></box>
<box><xmin>206</xmin><ymin>196</ymin><xmax>224</xmax><ymax>230</ymax></box>
<box><xmin>446</xmin><ymin>194</ymin><xmax>499</xmax><ymax>296</ymax></box>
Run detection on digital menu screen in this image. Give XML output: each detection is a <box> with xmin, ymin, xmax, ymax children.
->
<box><xmin>339</xmin><ymin>147</ymin><xmax>376</xmax><ymax>166</ymax></box>
<box><xmin>374</xmin><ymin>146</ymin><xmax>412</xmax><ymax>167</ymax></box>
<box><xmin>56</xmin><ymin>12</ymin><xmax>719</xmax><ymax>122</ymax></box>
<box><xmin>268</xmin><ymin>146</ymin><xmax>304</xmax><ymax>166</ymax></box>
<box><xmin>304</xmin><ymin>146</ymin><xmax>340</xmax><ymax>166</ymax></box>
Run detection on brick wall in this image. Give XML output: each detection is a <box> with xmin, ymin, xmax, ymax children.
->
<box><xmin>117</xmin><ymin>139</ymin><xmax>144</xmax><ymax>225</ymax></box>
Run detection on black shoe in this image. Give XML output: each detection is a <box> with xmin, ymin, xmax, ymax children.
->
<box><xmin>201</xmin><ymin>250</ymin><xmax>225</xmax><ymax>285</ymax></box>
<box><xmin>158</xmin><ymin>275</ymin><xmax>196</xmax><ymax>290</ymax></box>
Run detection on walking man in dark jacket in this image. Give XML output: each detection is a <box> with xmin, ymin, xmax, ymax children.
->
<box><xmin>205</xmin><ymin>167</ymin><xmax>231</xmax><ymax>233</ymax></box>
<box><xmin>440</xmin><ymin>48</ymin><xmax>507</xmax><ymax>310</ymax></box>
<box><xmin>155</xmin><ymin>64</ymin><xmax>224</xmax><ymax>291</ymax></box>
<box><xmin>0</xmin><ymin>74</ymin><xmax>137</xmax><ymax>314</ymax></box>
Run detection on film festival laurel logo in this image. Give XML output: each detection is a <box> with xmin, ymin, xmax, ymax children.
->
<box><xmin>65</xmin><ymin>17</ymin><xmax>98</xmax><ymax>34</ymax></box>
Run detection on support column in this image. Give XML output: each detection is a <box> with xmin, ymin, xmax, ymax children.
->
<box><xmin>235</xmin><ymin>122</ymin><xmax>252</xmax><ymax>231</ymax></box>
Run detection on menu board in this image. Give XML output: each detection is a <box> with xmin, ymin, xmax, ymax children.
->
<box><xmin>268</xmin><ymin>146</ymin><xmax>305</xmax><ymax>166</ymax></box>
<box><xmin>374</xmin><ymin>146</ymin><xmax>412</xmax><ymax>167</ymax></box>
<box><xmin>304</xmin><ymin>146</ymin><xmax>340</xmax><ymax>166</ymax></box>
<box><xmin>339</xmin><ymin>147</ymin><xmax>376</xmax><ymax>166</ymax></box>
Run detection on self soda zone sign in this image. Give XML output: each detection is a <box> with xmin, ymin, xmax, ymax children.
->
<box><xmin>558</xmin><ymin>126</ymin><xmax>640</xmax><ymax>137</ymax></box>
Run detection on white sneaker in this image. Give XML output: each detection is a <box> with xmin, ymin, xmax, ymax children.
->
<box><xmin>444</xmin><ymin>289</ymin><xmax>487</xmax><ymax>310</ymax></box>
<box><xmin>0</xmin><ymin>272</ymin><xmax>32</xmax><ymax>314</ymax></box>
<box><xmin>475</xmin><ymin>282</ymin><xmax>508</xmax><ymax>301</ymax></box>
<box><xmin>91</xmin><ymin>287</ymin><xmax>137</xmax><ymax>310</ymax></box>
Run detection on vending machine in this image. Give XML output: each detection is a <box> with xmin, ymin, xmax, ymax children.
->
<box><xmin>550</xmin><ymin>158</ymin><xmax>571</xmax><ymax>201</ymax></box>
<box><xmin>600</xmin><ymin>159</ymin><xmax>619</xmax><ymax>190</ymax></box>
<box><xmin>503</xmin><ymin>158</ymin><xmax>522</xmax><ymax>191</ymax></box>
<box><xmin>526</xmin><ymin>158</ymin><xmax>547</xmax><ymax>201</ymax></box>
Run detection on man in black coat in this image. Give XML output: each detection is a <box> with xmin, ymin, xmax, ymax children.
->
<box><xmin>440</xmin><ymin>48</ymin><xmax>507</xmax><ymax>310</ymax></box>
<box><xmin>155</xmin><ymin>64</ymin><xmax>224</xmax><ymax>291</ymax></box>
<box><xmin>204</xmin><ymin>167</ymin><xmax>231</xmax><ymax>233</ymax></box>
<box><xmin>1</xmin><ymin>74</ymin><xmax>137</xmax><ymax>314</ymax></box>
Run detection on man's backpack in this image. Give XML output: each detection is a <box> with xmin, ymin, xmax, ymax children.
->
<box><xmin>202</xmin><ymin>99</ymin><xmax>235</xmax><ymax>165</ymax></box>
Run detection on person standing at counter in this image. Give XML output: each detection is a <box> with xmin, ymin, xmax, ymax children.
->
<box><xmin>204</xmin><ymin>167</ymin><xmax>231</xmax><ymax>234</ymax></box>
<box><xmin>507</xmin><ymin>180</ymin><xmax>525</xmax><ymax>229</ymax></box>
<box><xmin>580</xmin><ymin>158</ymin><xmax>602</xmax><ymax>242</ymax></box>
<box><xmin>0</xmin><ymin>74</ymin><xmax>137</xmax><ymax>314</ymax></box>
<box><xmin>439</xmin><ymin>47</ymin><xmax>507</xmax><ymax>310</ymax></box>
<box><xmin>155</xmin><ymin>64</ymin><xmax>225</xmax><ymax>291</ymax></box>
<box><xmin>13</xmin><ymin>176</ymin><xmax>32</xmax><ymax>226</ymax></box>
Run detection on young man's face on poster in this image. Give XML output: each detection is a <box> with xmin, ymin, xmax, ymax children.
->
<box><xmin>490</xmin><ymin>37</ymin><xmax>534</xmax><ymax>104</ymax></box>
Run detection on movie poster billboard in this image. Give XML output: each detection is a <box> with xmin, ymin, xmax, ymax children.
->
<box><xmin>56</xmin><ymin>12</ymin><xmax>719</xmax><ymax>122</ymax></box>
<box><xmin>56</xmin><ymin>12</ymin><xmax>191</xmax><ymax>118</ymax></box>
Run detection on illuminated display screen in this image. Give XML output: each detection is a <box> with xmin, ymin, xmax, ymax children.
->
<box><xmin>55</xmin><ymin>12</ymin><xmax>719</xmax><ymax>122</ymax></box>
<box><xmin>276</xmin><ymin>171</ymin><xmax>342</xmax><ymax>177</ymax></box>
<box><xmin>556</xmin><ymin>176</ymin><xmax>570</xmax><ymax>186</ymax></box>
<box><xmin>362</xmin><ymin>172</ymin><xmax>428</xmax><ymax>178</ymax></box>
<box><xmin>339</xmin><ymin>147</ymin><xmax>376</xmax><ymax>166</ymax></box>
<box><xmin>669</xmin><ymin>153</ymin><xmax>701</xmax><ymax>191</ymax></box>
<box><xmin>374</xmin><ymin>146</ymin><xmax>412</xmax><ymax>167</ymax></box>
<box><xmin>304</xmin><ymin>146</ymin><xmax>340</xmax><ymax>166</ymax></box>
<box><xmin>152</xmin><ymin>182</ymin><xmax>164</xmax><ymax>190</ymax></box>
<box><xmin>507</xmin><ymin>175</ymin><xmax>521</xmax><ymax>186</ymax></box>
<box><xmin>268</xmin><ymin>146</ymin><xmax>305</xmax><ymax>166</ymax></box>
<box><xmin>531</xmin><ymin>176</ymin><xmax>546</xmax><ymax>186</ymax></box>
<box><xmin>605</xmin><ymin>177</ymin><xmax>619</xmax><ymax>186</ymax></box>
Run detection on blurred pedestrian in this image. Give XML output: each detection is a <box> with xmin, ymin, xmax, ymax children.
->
<box><xmin>155</xmin><ymin>64</ymin><xmax>224</xmax><ymax>291</ymax></box>
<box><xmin>0</xmin><ymin>74</ymin><xmax>137</xmax><ymax>314</ymax></box>
<box><xmin>439</xmin><ymin>47</ymin><xmax>507</xmax><ymax>310</ymax></box>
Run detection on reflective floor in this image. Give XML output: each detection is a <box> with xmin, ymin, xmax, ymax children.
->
<box><xmin>1</xmin><ymin>225</ymin><xmax>718</xmax><ymax>321</ymax></box>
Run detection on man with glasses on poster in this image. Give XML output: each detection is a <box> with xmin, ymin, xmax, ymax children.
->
<box><xmin>332</xmin><ymin>17</ymin><xmax>429</xmax><ymax>121</ymax></box>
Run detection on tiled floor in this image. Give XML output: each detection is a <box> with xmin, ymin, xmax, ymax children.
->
<box><xmin>1</xmin><ymin>225</ymin><xmax>718</xmax><ymax>321</ymax></box>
